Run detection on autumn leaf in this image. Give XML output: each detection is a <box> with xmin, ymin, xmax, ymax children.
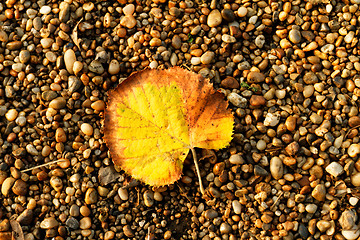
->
<box><xmin>104</xmin><ymin>67</ymin><xmax>234</xmax><ymax>188</ymax></box>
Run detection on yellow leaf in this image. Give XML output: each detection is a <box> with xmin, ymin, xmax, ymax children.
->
<box><xmin>104</xmin><ymin>67</ymin><xmax>234</xmax><ymax>186</ymax></box>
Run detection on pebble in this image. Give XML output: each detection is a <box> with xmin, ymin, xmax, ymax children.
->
<box><xmin>221</xmin><ymin>77</ymin><xmax>239</xmax><ymax>89</ymax></box>
<box><xmin>55</xmin><ymin>128</ymin><xmax>66</xmax><ymax>142</ymax></box>
<box><xmin>351</xmin><ymin>172</ymin><xmax>360</xmax><ymax>187</ymax></box>
<box><xmin>79</xmin><ymin>217</ymin><xmax>92</xmax><ymax>229</ymax></box>
<box><xmin>317</xmin><ymin>220</ymin><xmax>331</xmax><ymax>232</ymax></box>
<box><xmin>204</xmin><ymin>209</ymin><xmax>218</xmax><ymax>219</ymax></box>
<box><xmin>5</xmin><ymin>109</ymin><xmax>18</xmax><ymax>121</ymax></box>
<box><xmin>64</xmin><ymin>49</ymin><xmax>76</xmax><ymax>74</ymax></box>
<box><xmin>342</xmin><ymin>229</ymin><xmax>360</xmax><ymax>240</ymax></box>
<box><xmin>200</xmin><ymin>51</ymin><xmax>215</xmax><ymax>65</ymax></box>
<box><xmin>66</xmin><ymin>217</ymin><xmax>79</xmax><ymax>229</ymax></box>
<box><xmin>144</xmin><ymin>190</ymin><xmax>154</xmax><ymax>207</ymax></box>
<box><xmin>312</xmin><ymin>184</ymin><xmax>326</xmax><ymax>201</ymax></box>
<box><xmin>120</xmin><ymin>15</ymin><xmax>137</xmax><ymax>28</ymax></box>
<box><xmin>81</xmin><ymin>123</ymin><xmax>93</xmax><ymax>136</ymax></box>
<box><xmin>289</xmin><ymin>29</ymin><xmax>301</xmax><ymax>44</ymax></box>
<box><xmin>247</xmin><ymin>72</ymin><xmax>265</xmax><ymax>83</ymax></box>
<box><xmin>207</xmin><ymin>10</ymin><xmax>222</xmax><ymax>27</ymax></box>
<box><xmin>270</xmin><ymin>157</ymin><xmax>283</xmax><ymax>180</ymax></box>
<box><xmin>40</xmin><ymin>217</ymin><xmax>59</xmax><ymax>229</ymax></box>
<box><xmin>98</xmin><ymin>166</ymin><xmax>120</xmax><ymax>186</ymax></box>
<box><xmin>123</xmin><ymin>4</ymin><xmax>135</xmax><ymax>16</ymax></box>
<box><xmin>12</xmin><ymin>179</ymin><xmax>27</xmax><ymax>196</ymax></box>
<box><xmin>84</xmin><ymin>188</ymin><xmax>98</xmax><ymax>204</ymax></box>
<box><xmin>255</xmin><ymin>35</ymin><xmax>265</xmax><ymax>48</ymax></box>
<box><xmin>229</xmin><ymin>154</ymin><xmax>244</xmax><ymax>165</ymax></box>
<box><xmin>17</xmin><ymin>209</ymin><xmax>34</xmax><ymax>225</ymax></box>
<box><xmin>339</xmin><ymin>210</ymin><xmax>357</xmax><ymax>230</ymax></box>
<box><xmin>118</xmin><ymin>188</ymin><xmax>129</xmax><ymax>201</ymax></box>
<box><xmin>249</xmin><ymin>95</ymin><xmax>266</xmax><ymax>106</ymax></box>
<box><xmin>49</xmin><ymin>97</ymin><xmax>66</xmax><ymax>109</ymax></box>
<box><xmin>348</xmin><ymin>144</ymin><xmax>360</xmax><ymax>158</ymax></box>
<box><xmin>237</xmin><ymin>7</ymin><xmax>247</xmax><ymax>17</ymax></box>
<box><xmin>89</xmin><ymin>60</ymin><xmax>104</xmax><ymax>74</ymax></box>
<box><xmin>0</xmin><ymin>220</ymin><xmax>10</xmax><ymax>232</ymax></box>
<box><xmin>123</xmin><ymin>225</ymin><xmax>134</xmax><ymax>237</ymax></box>
<box><xmin>91</xmin><ymin>100</ymin><xmax>105</xmax><ymax>111</ymax></box>
<box><xmin>227</xmin><ymin>93</ymin><xmax>247</xmax><ymax>107</ymax></box>
<box><xmin>349</xmin><ymin>116</ymin><xmax>360</xmax><ymax>128</ymax></box>
<box><xmin>264</xmin><ymin>112</ymin><xmax>280</xmax><ymax>127</ymax></box>
<box><xmin>164</xmin><ymin>230</ymin><xmax>172</xmax><ymax>239</ymax></box>
<box><xmin>325</xmin><ymin>162</ymin><xmax>344</xmax><ymax>177</ymax></box>
<box><xmin>39</xmin><ymin>5</ymin><xmax>51</xmax><ymax>15</ymax></box>
<box><xmin>232</xmin><ymin>200</ymin><xmax>241</xmax><ymax>214</ymax></box>
<box><xmin>50</xmin><ymin>176</ymin><xmax>63</xmax><ymax>192</ymax></box>
<box><xmin>108</xmin><ymin>59</ymin><xmax>121</xmax><ymax>75</ymax></box>
<box><xmin>220</xmin><ymin>222</ymin><xmax>232</xmax><ymax>234</ymax></box>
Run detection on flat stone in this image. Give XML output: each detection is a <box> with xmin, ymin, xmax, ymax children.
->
<box><xmin>325</xmin><ymin>162</ymin><xmax>344</xmax><ymax>177</ymax></box>
<box><xmin>247</xmin><ymin>72</ymin><xmax>265</xmax><ymax>83</ymax></box>
<box><xmin>40</xmin><ymin>217</ymin><xmax>59</xmax><ymax>229</ymax></box>
<box><xmin>311</xmin><ymin>184</ymin><xmax>326</xmax><ymax>201</ymax></box>
<box><xmin>98</xmin><ymin>166</ymin><xmax>120</xmax><ymax>186</ymax></box>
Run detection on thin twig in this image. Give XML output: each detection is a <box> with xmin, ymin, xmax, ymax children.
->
<box><xmin>191</xmin><ymin>148</ymin><xmax>205</xmax><ymax>195</ymax></box>
<box><xmin>21</xmin><ymin>159</ymin><xmax>67</xmax><ymax>173</ymax></box>
<box><xmin>270</xmin><ymin>191</ymin><xmax>284</xmax><ymax>210</ymax></box>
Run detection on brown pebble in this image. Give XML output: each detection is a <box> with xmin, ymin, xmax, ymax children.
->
<box><xmin>12</xmin><ymin>179</ymin><xmax>27</xmax><ymax>196</ymax></box>
<box><xmin>249</xmin><ymin>95</ymin><xmax>266</xmax><ymax>106</ymax></box>
<box><xmin>349</xmin><ymin>116</ymin><xmax>360</xmax><ymax>128</ymax></box>
<box><xmin>247</xmin><ymin>72</ymin><xmax>265</xmax><ymax>83</ymax></box>
<box><xmin>55</xmin><ymin>128</ymin><xmax>66</xmax><ymax>142</ymax></box>
<box><xmin>221</xmin><ymin>77</ymin><xmax>239</xmax><ymax>89</ymax></box>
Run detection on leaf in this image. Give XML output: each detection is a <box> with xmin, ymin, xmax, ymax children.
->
<box><xmin>104</xmin><ymin>67</ymin><xmax>234</xmax><ymax>186</ymax></box>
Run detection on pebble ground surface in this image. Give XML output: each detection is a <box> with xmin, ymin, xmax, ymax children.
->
<box><xmin>1</xmin><ymin>0</ymin><xmax>360</xmax><ymax>239</ymax></box>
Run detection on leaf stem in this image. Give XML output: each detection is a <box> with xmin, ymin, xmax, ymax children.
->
<box><xmin>191</xmin><ymin>148</ymin><xmax>205</xmax><ymax>195</ymax></box>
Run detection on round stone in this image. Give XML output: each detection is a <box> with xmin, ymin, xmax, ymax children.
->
<box><xmin>81</xmin><ymin>123</ymin><xmax>93</xmax><ymax>136</ymax></box>
<box><xmin>207</xmin><ymin>10</ymin><xmax>222</xmax><ymax>28</ymax></box>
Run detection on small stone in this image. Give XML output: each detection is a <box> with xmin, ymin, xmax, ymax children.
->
<box><xmin>55</xmin><ymin>128</ymin><xmax>66</xmax><ymax>142</ymax></box>
<box><xmin>305</xmin><ymin>204</ymin><xmax>318</xmax><ymax>213</ymax></box>
<box><xmin>17</xmin><ymin>209</ymin><xmax>33</xmax><ymax>225</ymax></box>
<box><xmin>59</xmin><ymin>2</ymin><xmax>70</xmax><ymax>22</ymax></box>
<box><xmin>220</xmin><ymin>222</ymin><xmax>232</xmax><ymax>234</ymax></box>
<box><xmin>40</xmin><ymin>217</ymin><xmax>59</xmax><ymax>229</ymax></box>
<box><xmin>49</xmin><ymin>97</ymin><xmax>66</xmax><ymax>109</ymax></box>
<box><xmin>303</xmin><ymin>72</ymin><xmax>318</xmax><ymax>84</ymax></box>
<box><xmin>81</xmin><ymin>123</ymin><xmax>93</xmax><ymax>136</ymax></box>
<box><xmin>85</xmin><ymin>188</ymin><xmax>98</xmax><ymax>204</ymax></box>
<box><xmin>12</xmin><ymin>179</ymin><xmax>27</xmax><ymax>196</ymax></box>
<box><xmin>26</xmin><ymin>144</ymin><xmax>38</xmax><ymax>156</ymax></box>
<box><xmin>79</xmin><ymin>217</ymin><xmax>91</xmax><ymax>229</ymax></box>
<box><xmin>89</xmin><ymin>60</ymin><xmax>104</xmax><ymax>74</ymax></box>
<box><xmin>144</xmin><ymin>190</ymin><xmax>154</xmax><ymax>207</ymax></box>
<box><xmin>204</xmin><ymin>209</ymin><xmax>218</xmax><ymax>219</ymax></box>
<box><xmin>221</xmin><ymin>9</ymin><xmax>235</xmax><ymax>22</ymax></box>
<box><xmin>118</xmin><ymin>188</ymin><xmax>129</xmax><ymax>201</ymax></box>
<box><xmin>5</xmin><ymin>109</ymin><xmax>18</xmax><ymax>121</ymax></box>
<box><xmin>303</xmin><ymin>85</ymin><xmax>314</xmax><ymax>98</ymax></box>
<box><xmin>164</xmin><ymin>230</ymin><xmax>172</xmax><ymax>239</ymax></box>
<box><xmin>98</xmin><ymin>166</ymin><xmax>120</xmax><ymax>186</ymax></box>
<box><xmin>50</xmin><ymin>176</ymin><xmax>63</xmax><ymax>192</ymax></box>
<box><xmin>19</xmin><ymin>50</ymin><xmax>31</xmax><ymax>63</ymax></box>
<box><xmin>264</xmin><ymin>112</ymin><xmax>280</xmax><ymax>127</ymax></box>
<box><xmin>250</xmin><ymin>95</ymin><xmax>266</xmax><ymax>106</ymax></box>
<box><xmin>73</xmin><ymin>61</ymin><xmax>83</xmax><ymax>75</ymax></box>
<box><xmin>222</xmin><ymin>34</ymin><xmax>236</xmax><ymax>43</ymax></box>
<box><xmin>348</xmin><ymin>144</ymin><xmax>360</xmax><ymax>158</ymax></box>
<box><xmin>120</xmin><ymin>15</ymin><xmax>137</xmax><ymax>28</ymax></box>
<box><xmin>325</xmin><ymin>162</ymin><xmax>344</xmax><ymax>177</ymax></box>
<box><xmin>229</xmin><ymin>154</ymin><xmax>244</xmax><ymax>165</ymax></box>
<box><xmin>200</xmin><ymin>51</ymin><xmax>215</xmax><ymax>65</ymax></box>
<box><xmin>0</xmin><ymin>220</ymin><xmax>10</xmax><ymax>232</ymax></box>
<box><xmin>108</xmin><ymin>59</ymin><xmax>120</xmax><ymax>75</ymax></box>
<box><xmin>349</xmin><ymin>116</ymin><xmax>360</xmax><ymax>128</ymax></box>
<box><xmin>255</xmin><ymin>35</ymin><xmax>265</xmax><ymax>48</ymax></box>
<box><xmin>285</xmin><ymin>142</ymin><xmax>299</xmax><ymax>155</ymax></box>
<box><xmin>317</xmin><ymin>220</ymin><xmax>331</xmax><ymax>232</ymax></box>
<box><xmin>247</xmin><ymin>72</ymin><xmax>265</xmax><ymax>83</ymax></box>
<box><xmin>123</xmin><ymin>225</ymin><xmax>134</xmax><ymax>237</ymax></box>
<box><xmin>123</xmin><ymin>4</ymin><xmax>135</xmax><ymax>15</ymax></box>
<box><xmin>232</xmin><ymin>200</ymin><xmax>241</xmax><ymax>214</ymax></box>
<box><xmin>221</xmin><ymin>77</ymin><xmax>239</xmax><ymax>89</ymax></box>
<box><xmin>312</xmin><ymin>184</ymin><xmax>326</xmax><ymax>201</ymax></box>
<box><xmin>40</xmin><ymin>5</ymin><xmax>51</xmax><ymax>15</ymax></box>
<box><xmin>289</xmin><ymin>29</ymin><xmax>301</xmax><ymax>44</ymax></box>
<box><xmin>351</xmin><ymin>172</ymin><xmax>360</xmax><ymax>187</ymax></box>
<box><xmin>349</xmin><ymin>197</ymin><xmax>359</xmax><ymax>206</ymax></box>
<box><xmin>339</xmin><ymin>210</ymin><xmax>357</xmax><ymax>230</ymax></box>
<box><xmin>342</xmin><ymin>229</ymin><xmax>360</xmax><ymax>240</ymax></box>
<box><xmin>0</xmin><ymin>232</ymin><xmax>12</xmax><ymax>240</ymax></box>
<box><xmin>237</xmin><ymin>7</ymin><xmax>247</xmax><ymax>17</ymax></box>
<box><xmin>64</xmin><ymin>49</ymin><xmax>76</xmax><ymax>74</ymax></box>
<box><xmin>6</xmin><ymin>41</ymin><xmax>22</xmax><ymax>50</ymax></box>
<box><xmin>66</xmin><ymin>217</ymin><xmax>79</xmax><ymax>229</ymax></box>
<box><xmin>0</xmin><ymin>30</ymin><xmax>8</xmax><ymax>42</ymax></box>
<box><xmin>270</xmin><ymin>157</ymin><xmax>283</xmax><ymax>180</ymax></box>
<box><xmin>227</xmin><ymin>93</ymin><xmax>247</xmax><ymax>107</ymax></box>
<box><xmin>207</xmin><ymin>10</ymin><xmax>222</xmax><ymax>27</ymax></box>
<box><xmin>42</xmin><ymin>91</ymin><xmax>57</xmax><ymax>101</ymax></box>
<box><xmin>91</xmin><ymin>100</ymin><xmax>105</xmax><ymax>111</ymax></box>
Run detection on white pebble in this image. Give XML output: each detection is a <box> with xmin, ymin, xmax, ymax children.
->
<box><xmin>40</xmin><ymin>5</ymin><xmax>52</xmax><ymax>15</ymax></box>
<box><xmin>123</xmin><ymin>4</ymin><xmax>135</xmax><ymax>16</ymax></box>
<box><xmin>227</xmin><ymin>92</ymin><xmax>247</xmax><ymax>107</ymax></box>
<box><xmin>81</xmin><ymin>123</ymin><xmax>93</xmax><ymax>136</ymax></box>
<box><xmin>349</xmin><ymin>197</ymin><xmax>359</xmax><ymax>206</ymax></box>
<box><xmin>264</xmin><ymin>112</ymin><xmax>280</xmax><ymax>127</ymax></box>
<box><xmin>325</xmin><ymin>162</ymin><xmax>344</xmax><ymax>177</ymax></box>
